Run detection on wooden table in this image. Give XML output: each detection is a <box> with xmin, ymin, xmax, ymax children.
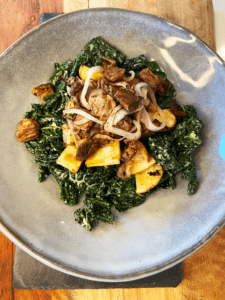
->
<box><xmin>1</xmin><ymin>0</ymin><xmax>225</xmax><ymax>299</ymax></box>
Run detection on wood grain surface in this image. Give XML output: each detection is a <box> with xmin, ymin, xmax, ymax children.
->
<box><xmin>0</xmin><ymin>0</ymin><xmax>224</xmax><ymax>299</ymax></box>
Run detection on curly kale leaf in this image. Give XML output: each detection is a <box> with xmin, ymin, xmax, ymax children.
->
<box><xmin>70</xmin><ymin>36</ymin><xmax>126</xmax><ymax>77</ymax></box>
<box><xmin>24</xmin><ymin>92</ymin><xmax>66</xmax><ymax>183</ymax></box>
<box><xmin>38</xmin><ymin>166</ymin><xmax>50</xmax><ymax>182</ymax></box>
<box><xmin>49</xmin><ymin>59</ymin><xmax>74</xmax><ymax>91</ymax></box>
<box><xmin>60</xmin><ymin>180</ymin><xmax>80</xmax><ymax>206</ymax></box>
<box><xmin>74</xmin><ymin>166</ymin><xmax>147</xmax><ymax>230</ymax></box>
<box><xmin>148</xmin><ymin>105</ymin><xmax>202</xmax><ymax>194</ymax></box>
<box><xmin>74</xmin><ymin>166</ymin><xmax>116</xmax><ymax>230</ymax></box>
<box><xmin>107</xmin><ymin>176</ymin><xmax>146</xmax><ymax>212</ymax></box>
<box><xmin>74</xmin><ymin>208</ymin><xmax>94</xmax><ymax>231</ymax></box>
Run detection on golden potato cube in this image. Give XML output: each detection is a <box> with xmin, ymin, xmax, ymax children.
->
<box><xmin>129</xmin><ymin>141</ymin><xmax>156</xmax><ymax>175</ymax></box>
<box><xmin>164</xmin><ymin>109</ymin><xmax>176</xmax><ymax>128</ymax></box>
<box><xmin>150</xmin><ymin>109</ymin><xmax>176</xmax><ymax>128</ymax></box>
<box><xmin>79</xmin><ymin>65</ymin><xmax>104</xmax><ymax>81</ymax></box>
<box><xmin>57</xmin><ymin>145</ymin><xmax>82</xmax><ymax>174</ymax></box>
<box><xmin>85</xmin><ymin>141</ymin><xmax>120</xmax><ymax>167</ymax></box>
<box><xmin>135</xmin><ymin>163</ymin><xmax>163</xmax><ymax>194</ymax></box>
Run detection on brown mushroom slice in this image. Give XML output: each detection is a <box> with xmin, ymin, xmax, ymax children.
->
<box><xmin>32</xmin><ymin>83</ymin><xmax>54</xmax><ymax>101</ymax></box>
<box><xmin>114</xmin><ymin>89</ymin><xmax>141</xmax><ymax>112</ymax></box>
<box><xmin>170</xmin><ymin>99</ymin><xmax>188</xmax><ymax>117</ymax></box>
<box><xmin>139</xmin><ymin>67</ymin><xmax>160</xmax><ymax>93</ymax></box>
<box><xmin>117</xmin><ymin>141</ymin><xmax>156</xmax><ymax>179</ymax></box>
<box><xmin>135</xmin><ymin>163</ymin><xmax>163</xmax><ymax>194</ymax></box>
<box><xmin>15</xmin><ymin>118</ymin><xmax>40</xmax><ymax>142</ymax></box>
<box><xmin>157</xmin><ymin>78</ymin><xmax>171</xmax><ymax>96</ymax></box>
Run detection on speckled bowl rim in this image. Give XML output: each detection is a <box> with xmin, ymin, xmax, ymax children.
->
<box><xmin>0</xmin><ymin>8</ymin><xmax>225</xmax><ymax>282</ymax></box>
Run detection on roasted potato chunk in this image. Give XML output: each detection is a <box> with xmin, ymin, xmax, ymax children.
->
<box><xmin>79</xmin><ymin>65</ymin><xmax>104</xmax><ymax>81</ymax></box>
<box><xmin>15</xmin><ymin>118</ymin><xmax>40</xmax><ymax>142</ymax></box>
<box><xmin>150</xmin><ymin>109</ymin><xmax>176</xmax><ymax>129</ymax></box>
<box><xmin>117</xmin><ymin>141</ymin><xmax>156</xmax><ymax>179</ymax></box>
<box><xmin>32</xmin><ymin>83</ymin><xmax>54</xmax><ymax>101</ymax></box>
<box><xmin>135</xmin><ymin>163</ymin><xmax>163</xmax><ymax>194</ymax></box>
<box><xmin>57</xmin><ymin>145</ymin><xmax>82</xmax><ymax>174</ymax></box>
<box><xmin>85</xmin><ymin>140</ymin><xmax>120</xmax><ymax>168</ymax></box>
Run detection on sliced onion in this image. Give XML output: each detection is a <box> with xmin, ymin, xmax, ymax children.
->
<box><xmin>63</xmin><ymin>109</ymin><xmax>104</xmax><ymax>125</ymax></box>
<box><xmin>110</xmin><ymin>82</ymin><xmax>129</xmax><ymax>88</ymax></box>
<box><xmin>62</xmin><ymin>124</ymin><xmax>69</xmax><ymax>144</ymax></box>
<box><xmin>135</xmin><ymin>83</ymin><xmax>151</xmax><ymax>106</ymax></box>
<box><xmin>104</xmin><ymin>105</ymin><xmax>122</xmax><ymax>130</ymax></box>
<box><xmin>105</xmin><ymin>105</ymin><xmax>142</xmax><ymax>140</ymax></box>
<box><xmin>73</xmin><ymin>117</ymin><xmax>90</xmax><ymax>125</ymax></box>
<box><xmin>135</xmin><ymin>82</ymin><xmax>156</xmax><ymax>104</ymax></box>
<box><xmin>66</xmin><ymin>86</ymin><xmax>71</xmax><ymax>96</ymax></box>
<box><xmin>67</xmin><ymin>119</ymin><xmax>79</xmax><ymax>148</ymax></box>
<box><xmin>92</xmin><ymin>134</ymin><xmax>124</xmax><ymax>141</ymax></box>
<box><xmin>135</xmin><ymin>82</ymin><xmax>149</xmax><ymax>96</ymax></box>
<box><xmin>80</xmin><ymin>66</ymin><xmax>104</xmax><ymax>109</ymax></box>
<box><xmin>113</xmin><ymin>105</ymin><xmax>143</xmax><ymax>125</ymax></box>
<box><xmin>124</xmin><ymin>120</ymin><xmax>142</xmax><ymax>143</ymax></box>
<box><xmin>140</xmin><ymin>107</ymin><xmax>166</xmax><ymax>131</ymax></box>
<box><xmin>123</xmin><ymin>70</ymin><xmax>135</xmax><ymax>82</ymax></box>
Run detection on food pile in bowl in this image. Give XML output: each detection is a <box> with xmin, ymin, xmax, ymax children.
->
<box><xmin>15</xmin><ymin>37</ymin><xmax>202</xmax><ymax>231</ymax></box>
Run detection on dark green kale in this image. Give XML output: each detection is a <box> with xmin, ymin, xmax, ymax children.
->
<box><xmin>74</xmin><ymin>208</ymin><xmax>94</xmax><ymax>231</ymax></box>
<box><xmin>107</xmin><ymin>175</ymin><xmax>145</xmax><ymax>212</ymax></box>
<box><xmin>148</xmin><ymin>105</ymin><xmax>202</xmax><ymax>195</ymax></box>
<box><xmin>49</xmin><ymin>59</ymin><xmax>74</xmax><ymax>91</ymax></box>
<box><xmin>74</xmin><ymin>166</ymin><xmax>146</xmax><ymax>230</ymax></box>
<box><xmin>70</xmin><ymin>36</ymin><xmax>126</xmax><ymax>77</ymax></box>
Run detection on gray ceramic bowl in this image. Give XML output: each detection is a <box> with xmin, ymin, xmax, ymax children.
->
<box><xmin>0</xmin><ymin>8</ymin><xmax>225</xmax><ymax>282</ymax></box>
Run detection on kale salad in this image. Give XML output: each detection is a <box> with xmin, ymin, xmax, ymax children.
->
<box><xmin>15</xmin><ymin>37</ymin><xmax>202</xmax><ymax>231</ymax></box>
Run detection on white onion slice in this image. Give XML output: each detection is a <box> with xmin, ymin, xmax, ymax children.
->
<box><xmin>113</xmin><ymin>109</ymin><xmax>129</xmax><ymax>125</ymax></box>
<box><xmin>62</xmin><ymin>124</ymin><xmax>68</xmax><ymax>144</ymax></box>
<box><xmin>110</xmin><ymin>82</ymin><xmax>129</xmax><ymax>88</ymax></box>
<box><xmin>124</xmin><ymin>120</ymin><xmax>142</xmax><ymax>143</ymax></box>
<box><xmin>104</xmin><ymin>105</ymin><xmax>122</xmax><ymax>130</ymax></box>
<box><xmin>135</xmin><ymin>82</ymin><xmax>149</xmax><ymax>95</ymax></box>
<box><xmin>135</xmin><ymin>83</ymin><xmax>151</xmax><ymax>106</ymax></box>
<box><xmin>135</xmin><ymin>82</ymin><xmax>157</xmax><ymax>105</ymax></box>
<box><xmin>113</xmin><ymin>105</ymin><xmax>143</xmax><ymax>125</ymax></box>
<box><xmin>123</xmin><ymin>70</ymin><xmax>135</xmax><ymax>82</ymax></box>
<box><xmin>67</xmin><ymin>119</ymin><xmax>79</xmax><ymax>148</ymax></box>
<box><xmin>80</xmin><ymin>66</ymin><xmax>104</xmax><ymax>109</ymax></box>
<box><xmin>140</xmin><ymin>107</ymin><xmax>166</xmax><ymax>131</ymax></box>
<box><xmin>92</xmin><ymin>134</ymin><xmax>124</xmax><ymax>141</ymax></box>
<box><xmin>66</xmin><ymin>86</ymin><xmax>71</xmax><ymax>96</ymax></box>
<box><xmin>63</xmin><ymin>109</ymin><xmax>104</xmax><ymax>125</ymax></box>
<box><xmin>105</xmin><ymin>105</ymin><xmax>142</xmax><ymax>140</ymax></box>
<box><xmin>73</xmin><ymin>117</ymin><xmax>90</xmax><ymax>125</ymax></box>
